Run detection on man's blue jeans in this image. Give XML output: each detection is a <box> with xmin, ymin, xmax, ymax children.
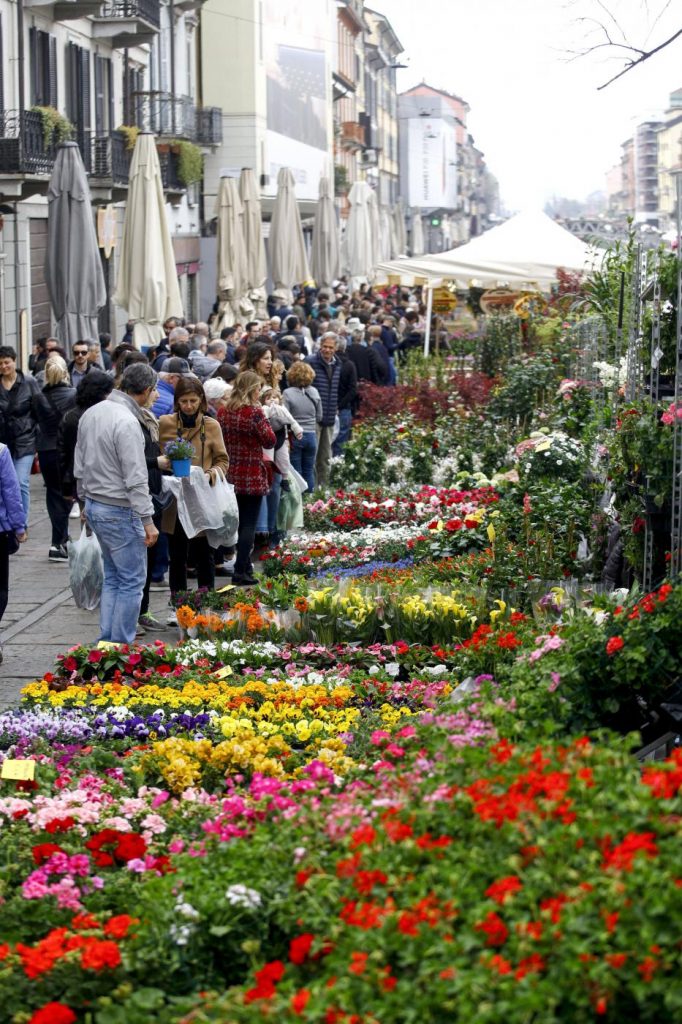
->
<box><xmin>332</xmin><ymin>409</ymin><xmax>352</xmax><ymax>457</ymax></box>
<box><xmin>12</xmin><ymin>454</ymin><xmax>33</xmax><ymax>528</ymax></box>
<box><xmin>85</xmin><ymin>499</ymin><xmax>147</xmax><ymax>644</ymax></box>
<box><xmin>290</xmin><ymin>431</ymin><xmax>317</xmax><ymax>493</ymax></box>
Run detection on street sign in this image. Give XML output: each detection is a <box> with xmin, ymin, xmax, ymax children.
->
<box><xmin>431</xmin><ymin>285</ymin><xmax>457</xmax><ymax>313</ymax></box>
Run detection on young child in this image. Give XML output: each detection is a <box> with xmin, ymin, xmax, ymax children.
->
<box><xmin>260</xmin><ymin>386</ymin><xmax>303</xmax><ymax>482</ymax></box>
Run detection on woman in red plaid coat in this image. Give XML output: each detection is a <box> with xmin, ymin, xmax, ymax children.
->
<box><xmin>217</xmin><ymin>371</ymin><xmax>276</xmax><ymax>586</ymax></box>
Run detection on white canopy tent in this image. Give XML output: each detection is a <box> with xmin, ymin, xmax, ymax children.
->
<box><xmin>375</xmin><ymin>210</ymin><xmax>603</xmax><ymax>291</ymax></box>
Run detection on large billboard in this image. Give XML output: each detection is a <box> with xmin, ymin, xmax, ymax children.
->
<box><xmin>407</xmin><ymin>117</ymin><xmax>458</xmax><ymax>209</ymax></box>
<box><xmin>263</xmin><ymin>0</ymin><xmax>332</xmax><ymax>201</ymax></box>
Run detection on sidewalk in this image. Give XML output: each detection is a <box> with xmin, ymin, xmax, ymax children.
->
<box><xmin>0</xmin><ymin>477</ymin><xmax>171</xmax><ymax>709</ymax></box>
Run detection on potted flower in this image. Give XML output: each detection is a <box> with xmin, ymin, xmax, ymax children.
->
<box><xmin>163</xmin><ymin>438</ymin><xmax>195</xmax><ymax>477</ymax></box>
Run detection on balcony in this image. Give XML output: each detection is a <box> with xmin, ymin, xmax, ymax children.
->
<box><xmin>340</xmin><ymin>120</ymin><xmax>365</xmax><ymax>151</ymax></box>
<box><xmin>25</xmin><ymin>0</ymin><xmax>104</xmax><ymax>17</ymax></box>
<box><xmin>196</xmin><ymin>107</ymin><xmax>223</xmax><ymax>146</ymax></box>
<box><xmin>0</xmin><ymin>110</ymin><xmax>56</xmax><ymax>196</ymax></box>
<box><xmin>130</xmin><ymin>92</ymin><xmax>222</xmax><ymax>146</ymax></box>
<box><xmin>92</xmin><ymin>0</ymin><xmax>160</xmax><ymax>48</ymax></box>
<box><xmin>131</xmin><ymin>91</ymin><xmax>195</xmax><ymax>140</ymax></box>
<box><xmin>157</xmin><ymin>146</ymin><xmax>184</xmax><ymax>196</ymax></box>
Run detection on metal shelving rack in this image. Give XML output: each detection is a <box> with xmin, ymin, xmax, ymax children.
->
<box><xmin>670</xmin><ymin>172</ymin><xmax>682</xmax><ymax>580</ymax></box>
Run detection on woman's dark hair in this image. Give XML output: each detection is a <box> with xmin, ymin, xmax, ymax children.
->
<box><xmin>116</xmin><ymin>349</ymin><xmax>148</xmax><ymax>375</ymax></box>
<box><xmin>174</xmin><ymin>376</ymin><xmax>207</xmax><ymax>413</ymax></box>
<box><xmin>76</xmin><ymin>371</ymin><xmax>114</xmax><ymax>409</ymax></box>
<box><xmin>213</xmin><ymin>362</ymin><xmax>239</xmax><ymax>383</ymax></box>
<box><xmin>241</xmin><ymin>341</ymin><xmax>272</xmax><ymax>372</ymax></box>
<box><xmin>111</xmin><ymin>343</ymin><xmax>134</xmax><ymax>363</ymax></box>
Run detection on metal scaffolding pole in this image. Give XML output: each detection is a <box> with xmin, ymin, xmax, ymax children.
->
<box><xmin>670</xmin><ymin>171</ymin><xmax>682</xmax><ymax>580</ymax></box>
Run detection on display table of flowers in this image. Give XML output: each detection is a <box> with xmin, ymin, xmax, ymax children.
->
<box><xmin>3</xmin><ymin>288</ymin><xmax>682</xmax><ymax>1022</ymax></box>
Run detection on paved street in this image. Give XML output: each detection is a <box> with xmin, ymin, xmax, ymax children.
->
<box><xmin>0</xmin><ymin>477</ymin><xmax>171</xmax><ymax>709</ymax></box>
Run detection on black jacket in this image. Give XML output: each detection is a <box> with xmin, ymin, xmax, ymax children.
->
<box><xmin>346</xmin><ymin>343</ymin><xmax>382</xmax><ymax>384</ymax></box>
<box><xmin>369</xmin><ymin>342</ymin><xmax>390</xmax><ymax>385</ymax></box>
<box><xmin>0</xmin><ymin>371</ymin><xmax>40</xmax><ymax>458</ymax></box>
<box><xmin>33</xmin><ymin>383</ymin><xmax>77</xmax><ymax>452</ymax></box>
<box><xmin>337</xmin><ymin>353</ymin><xmax>358</xmax><ymax>413</ymax></box>
<box><xmin>57</xmin><ymin>405</ymin><xmax>84</xmax><ymax>499</ymax></box>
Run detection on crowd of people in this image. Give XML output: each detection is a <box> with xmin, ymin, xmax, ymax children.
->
<box><xmin>0</xmin><ymin>282</ymin><xmax>430</xmax><ymax>656</ymax></box>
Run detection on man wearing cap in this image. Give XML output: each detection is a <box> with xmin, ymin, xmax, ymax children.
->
<box><xmin>151</xmin><ymin>357</ymin><xmax>193</xmax><ymax>417</ymax></box>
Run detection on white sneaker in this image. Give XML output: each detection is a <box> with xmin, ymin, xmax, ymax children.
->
<box><xmin>166</xmin><ymin>611</ymin><xmax>178</xmax><ymax>627</ymax></box>
<box><xmin>69</xmin><ymin>502</ymin><xmax>80</xmax><ymax>519</ymax></box>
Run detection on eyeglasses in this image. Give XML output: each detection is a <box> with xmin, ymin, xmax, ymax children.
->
<box><xmin>73</xmin><ymin>349</ymin><xmax>88</xmax><ymax>357</ymax></box>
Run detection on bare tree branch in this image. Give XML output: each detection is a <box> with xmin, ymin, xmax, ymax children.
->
<box><xmin>596</xmin><ymin>25</ymin><xmax>682</xmax><ymax>88</ymax></box>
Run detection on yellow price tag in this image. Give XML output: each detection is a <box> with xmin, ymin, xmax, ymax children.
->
<box><xmin>1</xmin><ymin>759</ymin><xmax>36</xmax><ymax>781</ymax></box>
<box><xmin>217</xmin><ymin>585</ymin><xmax>236</xmax><ymax>594</ymax></box>
<box><xmin>97</xmin><ymin>641</ymin><xmax>120</xmax><ymax>651</ymax></box>
<box><xmin>213</xmin><ymin>666</ymin><xmax>234</xmax><ymax>679</ymax></box>
<box><xmin>535</xmin><ymin>440</ymin><xmax>551</xmax><ymax>452</ymax></box>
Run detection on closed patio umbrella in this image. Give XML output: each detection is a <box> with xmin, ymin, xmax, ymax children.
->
<box><xmin>269</xmin><ymin>167</ymin><xmax>310</xmax><ymax>305</ymax></box>
<box><xmin>311</xmin><ymin>176</ymin><xmax>340</xmax><ymax>287</ymax></box>
<box><xmin>215</xmin><ymin>176</ymin><xmax>246</xmax><ymax>329</ymax></box>
<box><xmin>378</xmin><ymin>205</ymin><xmax>394</xmax><ymax>262</ymax></box>
<box><xmin>343</xmin><ymin>181</ymin><xmax>376</xmax><ymax>287</ymax></box>
<box><xmin>392</xmin><ymin>199</ymin><xmax>407</xmax><ymax>258</ymax></box>
<box><xmin>45</xmin><ymin>141</ymin><xmax>106</xmax><ymax>350</ymax></box>
<box><xmin>411</xmin><ymin>211</ymin><xmax>425</xmax><ymax>256</ymax></box>
<box><xmin>239</xmin><ymin>167</ymin><xmax>267</xmax><ymax>318</ymax></box>
<box><xmin>113</xmin><ymin>131</ymin><xmax>183</xmax><ymax>348</ymax></box>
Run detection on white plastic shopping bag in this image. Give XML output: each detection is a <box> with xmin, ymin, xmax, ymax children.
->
<box><xmin>69</xmin><ymin>526</ymin><xmax>104</xmax><ymax>611</ymax></box>
<box><xmin>162</xmin><ymin>466</ymin><xmax>223</xmax><ymax>538</ymax></box>
<box><xmin>204</xmin><ymin>472</ymin><xmax>239</xmax><ymax>548</ymax></box>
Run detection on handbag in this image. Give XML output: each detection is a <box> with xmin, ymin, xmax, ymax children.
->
<box><xmin>4</xmin><ymin>531</ymin><xmax>19</xmax><ymax>555</ymax></box>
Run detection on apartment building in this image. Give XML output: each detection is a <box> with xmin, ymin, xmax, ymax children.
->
<box><xmin>0</xmin><ymin>0</ymin><xmax>220</xmax><ymax>355</ymax></box>
<box><xmin>657</xmin><ymin>88</ymin><xmax>682</xmax><ymax>232</ymax></box>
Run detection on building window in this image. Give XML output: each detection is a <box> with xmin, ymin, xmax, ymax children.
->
<box><xmin>30</xmin><ymin>28</ymin><xmax>57</xmax><ymax>108</ymax></box>
<box><xmin>94</xmin><ymin>55</ymin><xmax>113</xmax><ymax>134</ymax></box>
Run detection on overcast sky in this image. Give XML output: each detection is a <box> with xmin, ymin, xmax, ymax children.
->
<box><xmin>377</xmin><ymin>0</ymin><xmax>682</xmax><ymax>210</ymax></box>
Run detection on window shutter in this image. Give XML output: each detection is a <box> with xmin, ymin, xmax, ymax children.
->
<box><xmin>29</xmin><ymin>27</ymin><xmax>38</xmax><ymax>105</ymax></box>
<box><xmin>48</xmin><ymin>35</ymin><xmax>58</xmax><ymax>109</ymax></box>
<box><xmin>107</xmin><ymin>58</ymin><xmax>114</xmax><ymax>131</ymax></box>
<box><xmin>94</xmin><ymin>55</ymin><xmax>103</xmax><ymax>133</ymax></box>
<box><xmin>80</xmin><ymin>48</ymin><xmax>90</xmax><ymax>131</ymax></box>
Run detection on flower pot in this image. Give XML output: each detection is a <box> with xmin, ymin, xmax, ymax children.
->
<box><xmin>172</xmin><ymin>458</ymin><xmax>191</xmax><ymax>478</ymax></box>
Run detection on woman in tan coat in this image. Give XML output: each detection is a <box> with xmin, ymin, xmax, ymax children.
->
<box><xmin>158</xmin><ymin>377</ymin><xmax>228</xmax><ymax>601</ymax></box>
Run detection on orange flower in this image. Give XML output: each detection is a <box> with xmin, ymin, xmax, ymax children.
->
<box><xmin>176</xmin><ymin>605</ymin><xmax>196</xmax><ymax>629</ymax></box>
<box><xmin>294</xmin><ymin>597</ymin><xmax>309</xmax><ymax>613</ymax></box>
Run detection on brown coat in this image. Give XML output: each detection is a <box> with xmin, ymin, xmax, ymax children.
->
<box><xmin>158</xmin><ymin>412</ymin><xmax>229</xmax><ymax>533</ymax></box>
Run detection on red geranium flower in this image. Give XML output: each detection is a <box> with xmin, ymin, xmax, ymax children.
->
<box><xmin>606</xmin><ymin>636</ymin><xmax>624</xmax><ymax>656</ymax></box>
<box><xmin>32</xmin><ymin>843</ymin><xmax>64</xmax><ymax>865</ymax></box>
<box><xmin>289</xmin><ymin>933</ymin><xmax>315</xmax><ymax>965</ymax></box>
<box><xmin>80</xmin><ymin>939</ymin><xmax>122</xmax><ymax>971</ymax></box>
<box><xmin>29</xmin><ymin>1003</ymin><xmax>76</xmax><ymax>1024</ymax></box>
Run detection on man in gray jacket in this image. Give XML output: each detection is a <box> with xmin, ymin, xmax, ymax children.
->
<box><xmin>74</xmin><ymin>363</ymin><xmax>159</xmax><ymax>644</ymax></box>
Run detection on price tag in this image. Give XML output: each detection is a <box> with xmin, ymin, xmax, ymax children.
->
<box><xmin>97</xmin><ymin>641</ymin><xmax>120</xmax><ymax>650</ymax></box>
<box><xmin>1</xmin><ymin>759</ymin><xmax>36</xmax><ymax>781</ymax></box>
<box><xmin>213</xmin><ymin>666</ymin><xmax>233</xmax><ymax>679</ymax></box>
<box><xmin>217</xmin><ymin>585</ymin><xmax>236</xmax><ymax>594</ymax></box>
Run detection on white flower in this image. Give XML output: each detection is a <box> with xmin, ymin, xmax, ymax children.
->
<box><xmin>176</xmin><ymin>901</ymin><xmax>200</xmax><ymax>920</ymax></box>
<box><xmin>225</xmin><ymin>884</ymin><xmax>262</xmax><ymax>909</ymax></box>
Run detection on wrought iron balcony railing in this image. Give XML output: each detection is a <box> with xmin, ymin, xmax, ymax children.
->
<box><xmin>130</xmin><ymin>91</ymin><xmax>196</xmax><ymax>141</ymax></box>
<box><xmin>157</xmin><ymin>147</ymin><xmax>183</xmax><ymax>192</ymax></box>
<box><xmin>196</xmin><ymin>107</ymin><xmax>223</xmax><ymax>146</ymax></box>
<box><xmin>99</xmin><ymin>0</ymin><xmax>160</xmax><ymax>29</ymax></box>
<box><xmin>91</xmin><ymin>131</ymin><xmax>130</xmax><ymax>184</ymax></box>
<box><xmin>0</xmin><ymin>110</ymin><xmax>56</xmax><ymax>175</ymax></box>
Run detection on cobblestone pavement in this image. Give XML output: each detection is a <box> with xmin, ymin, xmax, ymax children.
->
<box><xmin>0</xmin><ymin>477</ymin><xmax>173</xmax><ymax>709</ymax></box>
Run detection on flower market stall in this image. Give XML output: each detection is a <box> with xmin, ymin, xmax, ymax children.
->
<box><xmin>2</xmin><ymin>232</ymin><xmax>682</xmax><ymax>1022</ymax></box>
